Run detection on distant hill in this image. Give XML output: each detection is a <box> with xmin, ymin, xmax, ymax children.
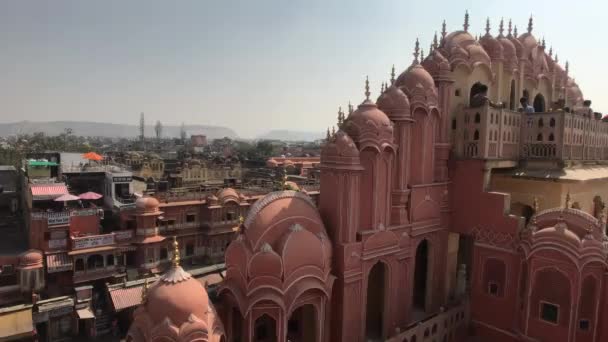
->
<box><xmin>257</xmin><ymin>130</ymin><xmax>323</xmax><ymax>142</ymax></box>
<box><xmin>0</xmin><ymin>121</ymin><xmax>238</xmax><ymax>140</ymax></box>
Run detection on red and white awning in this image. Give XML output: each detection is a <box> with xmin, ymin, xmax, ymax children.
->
<box><xmin>31</xmin><ymin>184</ymin><xmax>68</xmax><ymax>200</ymax></box>
<box><xmin>46</xmin><ymin>253</ymin><xmax>72</xmax><ymax>273</ymax></box>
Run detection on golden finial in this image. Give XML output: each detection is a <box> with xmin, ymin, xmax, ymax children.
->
<box><xmin>390</xmin><ymin>64</ymin><xmax>396</xmax><ymax>84</ymax></box>
<box><xmin>527</xmin><ymin>15</ymin><xmax>533</xmax><ymax>34</ymax></box>
<box><xmin>282</xmin><ymin>174</ymin><xmax>289</xmax><ymax>190</ymax></box>
<box><xmin>141</xmin><ymin>277</ymin><xmax>149</xmax><ymax>304</ymax></box>
<box><xmin>533</xmin><ymin>197</ymin><xmax>539</xmax><ymax>213</ymax></box>
<box><xmin>364</xmin><ymin>76</ymin><xmax>370</xmax><ymax>100</ymax></box>
<box><xmin>233</xmin><ymin>215</ymin><xmax>245</xmax><ymax>233</ymax></box>
<box><xmin>565</xmin><ymin>191</ymin><xmax>571</xmax><ymax>208</ymax></box>
<box><xmin>172</xmin><ymin>236</ymin><xmax>181</xmax><ymax>267</ymax></box>
<box><xmin>463</xmin><ymin>10</ymin><xmax>470</xmax><ymax>32</ymax></box>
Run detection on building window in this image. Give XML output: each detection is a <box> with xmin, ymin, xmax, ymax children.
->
<box><xmin>452</xmin><ymin>119</ymin><xmax>457</xmax><ymax>130</ymax></box>
<box><xmin>226</xmin><ymin>211</ymin><xmax>236</xmax><ymax>221</ymax></box>
<box><xmin>186</xmin><ymin>214</ymin><xmax>196</xmax><ymax>223</ymax></box>
<box><xmin>455</xmin><ymin>89</ymin><xmax>461</xmax><ymax>97</ymax></box>
<box><xmin>579</xmin><ymin>319</ymin><xmax>590</xmax><ymax>331</ymax></box>
<box><xmin>488</xmin><ymin>282</ymin><xmax>499</xmax><ymax>296</ymax></box>
<box><xmin>106</xmin><ymin>255</ymin><xmax>115</xmax><ymax>266</ymax></box>
<box><xmin>474</xmin><ymin>113</ymin><xmax>481</xmax><ymax>123</ymax></box>
<box><xmin>75</xmin><ymin>259</ymin><xmax>85</xmax><ymax>272</ymax></box>
<box><xmin>540</xmin><ymin>302</ymin><xmax>559</xmax><ymax>324</ymax></box>
<box><xmin>186</xmin><ymin>243</ymin><xmax>194</xmax><ymax>256</ymax></box>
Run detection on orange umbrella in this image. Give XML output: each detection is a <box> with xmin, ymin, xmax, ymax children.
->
<box><xmin>82</xmin><ymin>152</ymin><xmax>103</xmax><ymax>161</ymax></box>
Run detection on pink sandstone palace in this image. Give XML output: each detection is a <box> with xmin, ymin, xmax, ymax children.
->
<box><xmin>124</xmin><ymin>13</ymin><xmax>608</xmax><ymax>342</ymax></box>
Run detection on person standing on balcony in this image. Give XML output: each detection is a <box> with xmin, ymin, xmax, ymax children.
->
<box><xmin>470</xmin><ymin>84</ymin><xmax>503</xmax><ymax>108</ymax></box>
<box><xmin>520</xmin><ymin>97</ymin><xmax>535</xmax><ymax>113</ymax></box>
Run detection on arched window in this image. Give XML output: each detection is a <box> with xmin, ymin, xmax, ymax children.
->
<box><xmin>474</xmin><ymin>130</ymin><xmax>480</xmax><ymax>141</ymax></box>
<box><xmin>549</xmin><ymin>133</ymin><xmax>555</xmax><ymax>141</ymax></box>
<box><xmin>483</xmin><ymin>258</ymin><xmax>506</xmax><ymax>297</ymax></box>
<box><xmin>550</xmin><ymin>118</ymin><xmax>556</xmax><ymax>127</ymax></box>
<box><xmin>474</xmin><ymin>113</ymin><xmax>481</xmax><ymax>123</ymax></box>
<box><xmin>75</xmin><ymin>259</ymin><xmax>85</xmax><ymax>272</ymax></box>
<box><xmin>538</xmin><ymin>118</ymin><xmax>544</xmax><ymax>127</ymax></box>
<box><xmin>490</xmin><ymin>113</ymin><xmax>494</xmax><ymax>124</ymax></box>
<box><xmin>537</xmin><ymin>133</ymin><xmax>543</xmax><ymax>141</ymax></box>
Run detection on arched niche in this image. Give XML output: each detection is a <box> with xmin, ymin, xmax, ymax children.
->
<box><xmin>254</xmin><ymin>314</ymin><xmax>277</xmax><ymax>342</ymax></box>
<box><xmin>366</xmin><ymin>261</ymin><xmax>388</xmax><ymax>340</ymax></box>
<box><xmin>414</xmin><ymin>239</ymin><xmax>431</xmax><ymax>312</ymax></box>
<box><xmin>534</xmin><ymin>93</ymin><xmax>546</xmax><ymax>113</ymax></box>
<box><xmin>287</xmin><ymin>304</ymin><xmax>317</xmax><ymax>342</ymax></box>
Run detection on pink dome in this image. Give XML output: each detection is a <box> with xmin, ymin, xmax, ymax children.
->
<box><xmin>443</xmin><ymin>31</ymin><xmax>476</xmax><ymax>53</ymax></box>
<box><xmin>518</xmin><ymin>32</ymin><xmax>538</xmax><ymax>54</ymax></box>
<box><xmin>422</xmin><ymin>49</ymin><xmax>450</xmax><ymax>78</ymax></box>
<box><xmin>466</xmin><ymin>43</ymin><xmax>491</xmax><ymax>66</ymax></box>
<box><xmin>243</xmin><ymin>191</ymin><xmax>325</xmax><ymax>251</ymax></box>
<box><xmin>18</xmin><ymin>249</ymin><xmax>43</xmax><ymax>269</ymax></box>
<box><xmin>395</xmin><ymin>64</ymin><xmax>436</xmax><ymax>96</ymax></box>
<box><xmin>135</xmin><ymin>196</ymin><xmax>160</xmax><ymax>213</ymax></box>
<box><xmin>498</xmin><ymin>36</ymin><xmax>517</xmax><ymax>61</ymax></box>
<box><xmin>479</xmin><ymin>34</ymin><xmax>503</xmax><ymax>60</ymax></box>
<box><xmin>321</xmin><ymin>130</ymin><xmax>360</xmax><ymax>167</ymax></box>
<box><xmin>217</xmin><ymin>188</ymin><xmax>240</xmax><ymax>205</ymax></box>
<box><xmin>146</xmin><ymin>275</ymin><xmax>209</xmax><ymax>326</ymax></box>
<box><xmin>377</xmin><ymin>84</ymin><xmax>411</xmax><ymax>117</ymax></box>
<box><xmin>508</xmin><ymin>35</ymin><xmax>524</xmax><ymax>59</ymax></box>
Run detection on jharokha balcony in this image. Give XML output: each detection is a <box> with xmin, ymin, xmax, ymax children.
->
<box><xmin>453</xmin><ymin>103</ymin><xmax>608</xmax><ymax>162</ymax></box>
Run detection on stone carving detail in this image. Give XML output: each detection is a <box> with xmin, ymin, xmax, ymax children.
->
<box><xmin>471</xmin><ymin>226</ymin><xmax>516</xmax><ymax>250</ymax></box>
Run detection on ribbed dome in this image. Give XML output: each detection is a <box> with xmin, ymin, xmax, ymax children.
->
<box><xmin>466</xmin><ymin>43</ymin><xmax>492</xmax><ymax>66</ymax></box>
<box><xmin>479</xmin><ymin>34</ymin><xmax>503</xmax><ymax>60</ymax></box>
<box><xmin>395</xmin><ymin>64</ymin><xmax>436</xmax><ymax>97</ymax></box>
<box><xmin>518</xmin><ymin>32</ymin><xmax>538</xmax><ymax>54</ymax></box>
<box><xmin>443</xmin><ymin>30</ymin><xmax>476</xmax><ymax>53</ymax></box>
<box><xmin>18</xmin><ymin>249</ymin><xmax>43</xmax><ymax>269</ymax></box>
<box><xmin>377</xmin><ymin>84</ymin><xmax>411</xmax><ymax>117</ymax></box>
<box><xmin>135</xmin><ymin>196</ymin><xmax>160</xmax><ymax>213</ymax></box>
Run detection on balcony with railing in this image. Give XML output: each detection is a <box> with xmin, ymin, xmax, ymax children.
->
<box><xmin>31</xmin><ymin>208</ymin><xmax>102</xmax><ymax>227</ymax></box>
<box><xmin>386</xmin><ymin>299</ymin><xmax>469</xmax><ymax>342</ymax></box>
<box><xmin>454</xmin><ymin>103</ymin><xmax>608</xmax><ymax>163</ymax></box>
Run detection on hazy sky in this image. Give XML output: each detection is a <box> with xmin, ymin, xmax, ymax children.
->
<box><xmin>0</xmin><ymin>1</ymin><xmax>605</xmax><ymax>138</ymax></box>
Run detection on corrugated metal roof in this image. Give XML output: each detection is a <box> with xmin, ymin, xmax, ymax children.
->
<box><xmin>109</xmin><ymin>282</ymin><xmax>152</xmax><ymax>311</ymax></box>
<box><xmin>30</xmin><ymin>184</ymin><xmax>68</xmax><ymax>199</ymax></box>
<box><xmin>46</xmin><ymin>253</ymin><xmax>72</xmax><ymax>273</ymax></box>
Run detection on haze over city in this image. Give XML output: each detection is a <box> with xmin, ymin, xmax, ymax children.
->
<box><xmin>0</xmin><ymin>0</ymin><xmax>605</xmax><ymax>138</ymax></box>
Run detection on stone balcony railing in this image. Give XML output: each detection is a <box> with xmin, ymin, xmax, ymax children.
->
<box><xmin>31</xmin><ymin>208</ymin><xmax>101</xmax><ymax>226</ymax></box>
<box><xmin>386</xmin><ymin>300</ymin><xmax>469</xmax><ymax>342</ymax></box>
<box><xmin>454</xmin><ymin>103</ymin><xmax>608</xmax><ymax>162</ymax></box>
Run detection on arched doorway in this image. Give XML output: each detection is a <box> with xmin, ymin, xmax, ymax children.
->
<box><xmin>469</xmin><ymin>82</ymin><xmax>488</xmax><ymax>106</ymax></box>
<box><xmin>366</xmin><ymin>262</ymin><xmax>387</xmax><ymax>340</ymax></box>
<box><xmin>509</xmin><ymin>80</ymin><xmax>516</xmax><ymax>110</ymax></box>
<box><xmin>254</xmin><ymin>314</ymin><xmax>277</xmax><ymax>342</ymax></box>
<box><xmin>231</xmin><ymin>307</ymin><xmax>243</xmax><ymax>342</ymax></box>
<box><xmin>414</xmin><ymin>240</ymin><xmax>429</xmax><ymax>312</ymax></box>
<box><xmin>534</xmin><ymin>93</ymin><xmax>545</xmax><ymax>112</ymax></box>
<box><xmin>287</xmin><ymin>304</ymin><xmax>316</xmax><ymax>342</ymax></box>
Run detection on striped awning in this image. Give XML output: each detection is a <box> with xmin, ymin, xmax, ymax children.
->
<box><xmin>46</xmin><ymin>253</ymin><xmax>72</xmax><ymax>273</ymax></box>
<box><xmin>31</xmin><ymin>184</ymin><xmax>68</xmax><ymax>200</ymax></box>
<box><xmin>109</xmin><ymin>286</ymin><xmax>144</xmax><ymax>311</ymax></box>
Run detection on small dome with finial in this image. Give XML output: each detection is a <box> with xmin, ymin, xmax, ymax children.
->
<box><xmin>395</xmin><ymin>38</ymin><xmax>436</xmax><ymax>98</ymax></box>
<box><xmin>479</xmin><ymin>17</ymin><xmax>503</xmax><ymax>60</ymax></box>
<box><xmin>343</xmin><ymin>76</ymin><xmax>392</xmax><ymax>144</ymax></box>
